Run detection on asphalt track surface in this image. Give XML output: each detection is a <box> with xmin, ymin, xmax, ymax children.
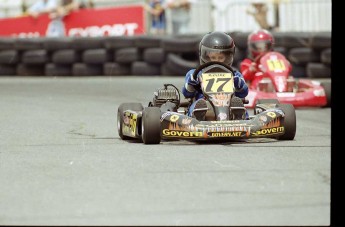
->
<box><xmin>0</xmin><ymin>76</ymin><xmax>330</xmax><ymax>225</ymax></box>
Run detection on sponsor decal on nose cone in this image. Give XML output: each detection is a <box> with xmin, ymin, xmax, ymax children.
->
<box><xmin>170</xmin><ymin>115</ymin><xmax>180</xmax><ymax>122</ymax></box>
<box><xmin>252</xmin><ymin>126</ymin><xmax>284</xmax><ymax>136</ymax></box>
<box><xmin>162</xmin><ymin>129</ymin><xmax>203</xmax><ymax>137</ymax></box>
<box><xmin>266</xmin><ymin>112</ymin><xmax>276</xmax><ymax>118</ymax></box>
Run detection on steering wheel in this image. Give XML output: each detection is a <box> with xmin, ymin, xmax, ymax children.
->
<box><xmin>192</xmin><ymin>61</ymin><xmax>249</xmax><ymax>104</ymax></box>
<box><xmin>192</xmin><ymin>61</ymin><xmax>235</xmax><ymax>81</ymax></box>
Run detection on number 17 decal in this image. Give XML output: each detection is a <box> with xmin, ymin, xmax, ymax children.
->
<box><xmin>201</xmin><ymin>73</ymin><xmax>234</xmax><ymax>93</ymax></box>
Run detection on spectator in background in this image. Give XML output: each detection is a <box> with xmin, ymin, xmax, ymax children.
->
<box><xmin>56</xmin><ymin>0</ymin><xmax>80</xmax><ymax>15</ymax></box>
<box><xmin>246</xmin><ymin>0</ymin><xmax>274</xmax><ymax>31</ymax></box>
<box><xmin>79</xmin><ymin>0</ymin><xmax>94</xmax><ymax>9</ymax></box>
<box><xmin>165</xmin><ymin>0</ymin><xmax>195</xmax><ymax>35</ymax></box>
<box><xmin>28</xmin><ymin>0</ymin><xmax>79</xmax><ymax>37</ymax></box>
<box><xmin>144</xmin><ymin>0</ymin><xmax>166</xmax><ymax>35</ymax></box>
<box><xmin>27</xmin><ymin>0</ymin><xmax>58</xmax><ymax>18</ymax></box>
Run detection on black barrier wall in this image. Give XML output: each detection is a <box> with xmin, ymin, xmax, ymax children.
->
<box><xmin>0</xmin><ymin>31</ymin><xmax>331</xmax><ymax>78</ymax></box>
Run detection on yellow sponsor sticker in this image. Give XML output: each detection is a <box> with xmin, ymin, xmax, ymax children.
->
<box><xmin>170</xmin><ymin>115</ymin><xmax>180</xmax><ymax>122</ymax></box>
<box><xmin>267</xmin><ymin>112</ymin><xmax>276</xmax><ymax>118</ymax></box>
<box><xmin>252</xmin><ymin>126</ymin><xmax>284</xmax><ymax>136</ymax></box>
<box><xmin>163</xmin><ymin>129</ymin><xmax>203</xmax><ymax>137</ymax></box>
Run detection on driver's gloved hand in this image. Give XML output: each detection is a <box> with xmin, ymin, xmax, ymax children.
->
<box><xmin>187</xmin><ymin>74</ymin><xmax>200</xmax><ymax>86</ymax></box>
<box><xmin>233</xmin><ymin>71</ymin><xmax>247</xmax><ymax>90</ymax></box>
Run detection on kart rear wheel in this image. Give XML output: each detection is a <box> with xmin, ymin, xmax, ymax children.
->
<box><xmin>117</xmin><ymin>102</ymin><xmax>143</xmax><ymax>140</ymax></box>
<box><xmin>277</xmin><ymin>103</ymin><xmax>296</xmax><ymax>140</ymax></box>
<box><xmin>142</xmin><ymin>107</ymin><xmax>161</xmax><ymax>144</ymax></box>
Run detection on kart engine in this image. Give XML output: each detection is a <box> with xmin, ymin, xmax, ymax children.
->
<box><xmin>149</xmin><ymin>84</ymin><xmax>180</xmax><ymax>108</ymax></box>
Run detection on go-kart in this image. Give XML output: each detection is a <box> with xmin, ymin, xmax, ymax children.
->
<box><xmin>244</xmin><ymin>51</ymin><xmax>330</xmax><ymax>108</ymax></box>
<box><xmin>117</xmin><ymin>62</ymin><xmax>296</xmax><ymax>144</ymax></box>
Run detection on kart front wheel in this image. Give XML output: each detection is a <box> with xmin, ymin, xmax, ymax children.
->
<box><xmin>142</xmin><ymin>107</ymin><xmax>161</xmax><ymax>144</ymax></box>
<box><xmin>117</xmin><ymin>102</ymin><xmax>143</xmax><ymax>140</ymax></box>
<box><xmin>277</xmin><ymin>103</ymin><xmax>296</xmax><ymax>140</ymax></box>
<box><xmin>256</xmin><ymin>99</ymin><xmax>280</xmax><ymax>105</ymax></box>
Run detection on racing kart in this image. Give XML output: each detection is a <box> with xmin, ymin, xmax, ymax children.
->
<box><xmin>244</xmin><ymin>51</ymin><xmax>330</xmax><ymax>108</ymax></box>
<box><xmin>117</xmin><ymin>62</ymin><xmax>296</xmax><ymax>144</ymax></box>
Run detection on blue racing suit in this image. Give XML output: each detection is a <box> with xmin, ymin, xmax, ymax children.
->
<box><xmin>182</xmin><ymin>68</ymin><xmax>249</xmax><ymax>119</ymax></box>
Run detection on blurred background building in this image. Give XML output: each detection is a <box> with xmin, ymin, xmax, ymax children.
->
<box><xmin>0</xmin><ymin>0</ymin><xmax>331</xmax><ymax>33</ymax></box>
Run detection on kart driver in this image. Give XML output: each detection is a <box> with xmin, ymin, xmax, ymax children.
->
<box><xmin>240</xmin><ymin>29</ymin><xmax>291</xmax><ymax>82</ymax></box>
<box><xmin>182</xmin><ymin>31</ymin><xmax>249</xmax><ymax>121</ymax></box>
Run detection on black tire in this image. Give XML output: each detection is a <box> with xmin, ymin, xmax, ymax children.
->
<box><xmin>52</xmin><ymin>49</ymin><xmax>81</xmax><ymax>64</ymax></box>
<box><xmin>165</xmin><ymin>53</ymin><xmax>198</xmax><ymax>75</ymax></box>
<box><xmin>22</xmin><ymin>49</ymin><xmax>50</xmax><ymax>64</ymax></box>
<box><xmin>320</xmin><ymin>48</ymin><xmax>331</xmax><ymax>66</ymax></box>
<box><xmin>104</xmin><ymin>36</ymin><xmax>136</xmax><ymax>50</ymax></box>
<box><xmin>43</xmin><ymin>37</ymin><xmax>73</xmax><ymax>51</ymax></box>
<box><xmin>141</xmin><ymin>107</ymin><xmax>161</xmax><ymax>144</ymax></box>
<box><xmin>0</xmin><ymin>50</ymin><xmax>20</xmax><ymax>64</ymax></box>
<box><xmin>160</xmin><ymin>63</ymin><xmax>178</xmax><ymax>76</ymax></box>
<box><xmin>45</xmin><ymin>63</ymin><xmax>72</xmax><ymax>76</ymax></box>
<box><xmin>270</xmin><ymin>31</ymin><xmax>285</xmax><ymax>47</ymax></box>
<box><xmin>290</xmin><ymin>63</ymin><xmax>307</xmax><ymax>78</ymax></box>
<box><xmin>309</xmin><ymin>32</ymin><xmax>331</xmax><ymax>50</ymax></box>
<box><xmin>0</xmin><ymin>37</ymin><xmax>15</xmax><ymax>50</ymax></box>
<box><xmin>135</xmin><ymin>35</ymin><xmax>162</xmax><ymax>49</ymax></box>
<box><xmin>82</xmin><ymin>48</ymin><xmax>113</xmax><ymax>64</ymax></box>
<box><xmin>115</xmin><ymin>47</ymin><xmax>142</xmax><ymax>63</ymax></box>
<box><xmin>15</xmin><ymin>37</ymin><xmax>45</xmax><ymax>50</ymax></box>
<box><xmin>233</xmin><ymin>47</ymin><xmax>246</xmax><ymax>67</ymax></box>
<box><xmin>256</xmin><ymin>99</ymin><xmax>280</xmax><ymax>105</ymax></box>
<box><xmin>320</xmin><ymin>80</ymin><xmax>331</xmax><ymax>107</ymax></box>
<box><xmin>231</xmin><ymin>31</ymin><xmax>250</xmax><ymax>50</ymax></box>
<box><xmin>278</xmin><ymin>32</ymin><xmax>310</xmax><ymax>49</ymax></box>
<box><xmin>103</xmin><ymin>62</ymin><xmax>131</xmax><ymax>76</ymax></box>
<box><xmin>71</xmin><ymin>37</ymin><xmax>105</xmax><ymax>50</ymax></box>
<box><xmin>0</xmin><ymin>64</ymin><xmax>16</xmax><ymax>75</ymax></box>
<box><xmin>306</xmin><ymin>62</ymin><xmax>331</xmax><ymax>79</ymax></box>
<box><xmin>16</xmin><ymin>63</ymin><xmax>45</xmax><ymax>76</ymax></box>
<box><xmin>72</xmin><ymin>63</ymin><xmax>103</xmax><ymax>76</ymax></box>
<box><xmin>161</xmin><ymin>36</ymin><xmax>200</xmax><ymax>53</ymax></box>
<box><xmin>277</xmin><ymin>103</ymin><xmax>296</xmax><ymax>140</ymax></box>
<box><xmin>131</xmin><ymin>61</ymin><xmax>161</xmax><ymax>76</ymax></box>
<box><xmin>117</xmin><ymin>103</ymin><xmax>143</xmax><ymax>140</ymax></box>
<box><xmin>273</xmin><ymin>46</ymin><xmax>288</xmax><ymax>57</ymax></box>
<box><xmin>288</xmin><ymin>47</ymin><xmax>320</xmax><ymax>66</ymax></box>
<box><xmin>143</xmin><ymin>47</ymin><xmax>166</xmax><ymax>64</ymax></box>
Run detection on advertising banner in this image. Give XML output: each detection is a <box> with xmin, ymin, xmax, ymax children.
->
<box><xmin>0</xmin><ymin>5</ymin><xmax>145</xmax><ymax>37</ymax></box>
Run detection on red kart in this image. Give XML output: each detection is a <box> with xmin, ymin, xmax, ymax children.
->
<box><xmin>244</xmin><ymin>51</ymin><xmax>330</xmax><ymax>108</ymax></box>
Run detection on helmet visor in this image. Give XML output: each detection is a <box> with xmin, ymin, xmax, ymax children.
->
<box><xmin>249</xmin><ymin>40</ymin><xmax>273</xmax><ymax>53</ymax></box>
<box><xmin>200</xmin><ymin>46</ymin><xmax>234</xmax><ymax>66</ymax></box>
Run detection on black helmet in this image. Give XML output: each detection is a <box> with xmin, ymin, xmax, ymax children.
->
<box><xmin>199</xmin><ymin>31</ymin><xmax>236</xmax><ymax>66</ymax></box>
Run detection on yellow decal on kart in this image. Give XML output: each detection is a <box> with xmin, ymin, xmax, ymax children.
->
<box><xmin>123</xmin><ymin>112</ymin><xmax>137</xmax><ymax>137</ymax></box>
<box><xmin>163</xmin><ymin>129</ymin><xmax>203</xmax><ymax>138</ymax></box>
<box><xmin>252</xmin><ymin>126</ymin><xmax>284</xmax><ymax>136</ymax></box>
<box><xmin>266</xmin><ymin>59</ymin><xmax>287</xmax><ymax>72</ymax></box>
<box><xmin>201</xmin><ymin>73</ymin><xmax>234</xmax><ymax>93</ymax></box>
<box><xmin>170</xmin><ymin>115</ymin><xmax>180</xmax><ymax>122</ymax></box>
<box><xmin>266</xmin><ymin>112</ymin><xmax>276</xmax><ymax>118</ymax></box>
